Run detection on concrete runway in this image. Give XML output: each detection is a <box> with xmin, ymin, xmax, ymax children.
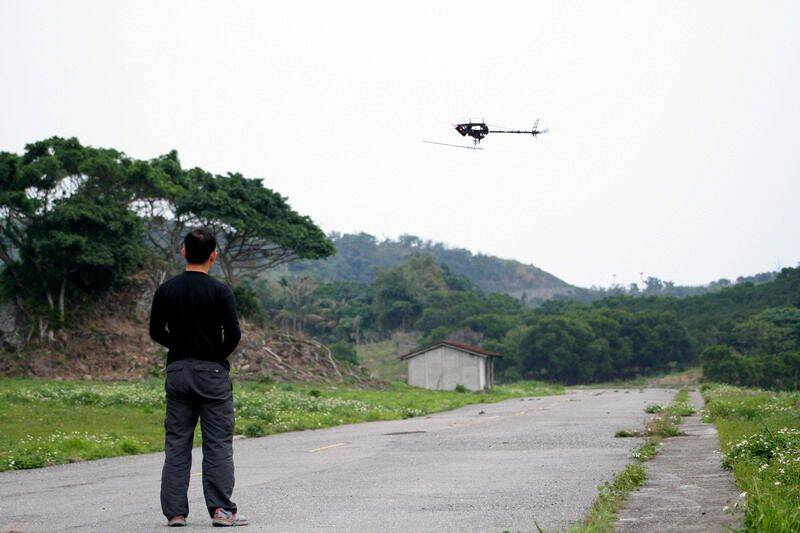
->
<box><xmin>0</xmin><ymin>388</ymin><xmax>674</xmax><ymax>532</ymax></box>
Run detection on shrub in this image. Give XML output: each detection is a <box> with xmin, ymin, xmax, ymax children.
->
<box><xmin>6</xmin><ymin>450</ymin><xmax>47</xmax><ymax>470</ymax></box>
<box><xmin>242</xmin><ymin>422</ymin><xmax>266</xmax><ymax>438</ymax></box>
<box><xmin>701</xmin><ymin>345</ymin><xmax>800</xmax><ymax>391</ymax></box>
<box><xmin>233</xmin><ymin>285</ymin><xmax>267</xmax><ymax>325</ymax></box>
<box><xmin>722</xmin><ymin>427</ymin><xmax>800</xmax><ymax>469</ymax></box>
<box><xmin>644</xmin><ymin>403</ymin><xmax>663</xmax><ymax>413</ymax></box>
<box><xmin>401</xmin><ymin>407</ymin><xmax>421</xmax><ymax>419</ymax></box>
<box><xmin>120</xmin><ymin>439</ymin><xmax>141</xmax><ymax>454</ymax></box>
<box><xmin>330</xmin><ymin>341</ymin><xmax>359</xmax><ymax>364</ymax></box>
<box><xmin>454</xmin><ymin>384</ymin><xmax>467</xmax><ymax>393</ymax></box>
<box><xmin>631</xmin><ymin>439</ymin><xmax>661</xmax><ymax>461</ymax></box>
<box><xmin>665</xmin><ymin>401</ymin><xmax>695</xmax><ymax>417</ymax></box>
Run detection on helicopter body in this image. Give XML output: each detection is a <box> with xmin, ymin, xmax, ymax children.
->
<box><xmin>423</xmin><ymin>118</ymin><xmax>548</xmax><ymax>150</ymax></box>
<box><xmin>455</xmin><ymin>122</ymin><xmax>490</xmax><ymax>142</ymax></box>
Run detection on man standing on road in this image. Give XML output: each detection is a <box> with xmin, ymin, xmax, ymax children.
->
<box><xmin>149</xmin><ymin>228</ymin><xmax>248</xmax><ymax>527</ymax></box>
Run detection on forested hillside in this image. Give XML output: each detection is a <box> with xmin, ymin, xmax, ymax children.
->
<box><xmin>286</xmin><ymin>232</ymin><xmax>779</xmax><ymax>305</ymax></box>
<box><xmin>528</xmin><ymin>267</ymin><xmax>800</xmax><ymax>387</ymax></box>
<box><xmin>255</xmin><ymin>255</ymin><xmax>800</xmax><ymax>387</ymax></box>
<box><xmin>287</xmin><ymin>232</ymin><xmax>574</xmax><ymax>300</ymax></box>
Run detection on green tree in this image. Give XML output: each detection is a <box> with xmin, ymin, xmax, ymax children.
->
<box><xmin>330</xmin><ymin>340</ymin><xmax>359</xmax><ymax>364</ymax></box>
<box><xmin>127</xmin><ymin>151</ymin><xmax>195</xmax><ymax>286</ymax></box>
<box><xmin>372</xmin><ymin>268</ymin><xmax>421</xmax><ymax>330</ymax></box>
<box><xmin>278</xmin><ymin>276</ymin><xmax>317</xmax><ymax>332</ymax></box>
<box><xmin>179</xmin><ymin>172</ymin><xmax>334</xmax><ymax>286</ymax></box>
<box><xmin>0</xmin><ymin>138</ymin><xmax>146</xmax><ymax>330</ymax></box>
<box><xmin>517</xmin><ymin>315</ymin><xmax>595</xmax><ymax>383</ymax></box>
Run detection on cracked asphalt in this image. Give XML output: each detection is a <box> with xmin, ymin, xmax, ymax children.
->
<box><xmin>0</xmin><ymin>388</ymin><xmax>674</xmax><ymax>532</ymax></box>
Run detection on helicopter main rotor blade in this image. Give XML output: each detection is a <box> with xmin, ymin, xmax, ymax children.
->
<box><xmin>422</xmin><ymin>140</ymin><xmax>483</xmax><ymax>150</ymax></box>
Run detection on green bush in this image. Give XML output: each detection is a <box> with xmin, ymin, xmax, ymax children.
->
<box><xmin>330</xmin><ymin>341</ymin><xmax>359</xmax><ymax>364</ymax></box>
<box><xmin>645</xmin><ymin>413</ymin><xmax>683</xmax><ymax>437</ymax></box>
<box><xmin>722</xmin><ymin>427</ymin><xmax>800</xmax><ymax>469</ymax></box>
<box><xmin>454</xmin><ymin>384</ymin><xmax>467</xmax><ymax>393</ymax></box>
<box><xmin>120</xmin><ymin>439</ymin><xmax>141</xmax><ymax>455</ymax></box>
<box><xmin>233</xmin><ymin>285</ymin><xmax>267</xmax><ymax>325</ymax></box>
<box><xmin>644</xmin><ymin>403</ymin><xmax>663</xmax><ymax>413</ymax></box>
<box><xmin>242</xmin><ymin>421</ymin><xmax>266</xmax><ymax>438</ymax></box>
<box><xmin>631</xmin><ymin>439</ymin><xmax>661</xmax><ymax>461</ymax></box>
<box><xmin>702</xmin><ymin>345</ymin><xmax>800</xmax><ymax>391</ymax></box>
<box><xmin>665</xmin><ymin>401</ymin><xmax>695</xmax><ymax>417</ymax></box>
<box><xmin>7</xmin><ymin>450</ymin><xmax>47</xmax><ymax>470</ymax></box>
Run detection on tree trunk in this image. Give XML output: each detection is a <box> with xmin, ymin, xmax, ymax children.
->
<box><xmin>58</xmin><ymin>277</ymin><xmax>67</xmax><ymax>323</ymax></box>
<box><xmin>218</xmin><ymin>253</ymin><xmax>236</xmax><ymax>286</ymax></box>
<box><xmin>45</xmin><ymin>290</ymin><xmax>55</xmax><ymax>312</ymax></box>
<box><xmin>38</xmin><ymin>317</ymin><xmax>48</xmax><ymax>342</ymax></box>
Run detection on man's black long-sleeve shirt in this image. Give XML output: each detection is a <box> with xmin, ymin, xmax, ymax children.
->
<box><xmin>149</xmin><ymin>271</ymin><xmax>241</xmax><ymax>367</ymax></box>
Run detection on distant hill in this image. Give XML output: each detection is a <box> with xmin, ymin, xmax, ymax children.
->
<box><xmin>287</xmin><ymin>232</ymin><xmax>575</xmax><ymax>300</ymax></box>
<box><xmin>560</xmin><ymin>270</ymin><xmax>781</xmax><ymax>303</ymax></box>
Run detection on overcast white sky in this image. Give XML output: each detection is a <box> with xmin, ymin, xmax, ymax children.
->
<box><xmin>2</xmin><ymin>1</ymin><xmax>798</xmax><ymax>287</ymax></box>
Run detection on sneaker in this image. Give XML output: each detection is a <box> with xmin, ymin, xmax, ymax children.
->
<box><xmin>212</xmin><ymin>507</ymin><xmax>249</xmax><ymax>527</ymax></box>
<box><xmin>168</xmin><ymin>515</ymin><xmax>187</xmax><ymax>527</ymax></box>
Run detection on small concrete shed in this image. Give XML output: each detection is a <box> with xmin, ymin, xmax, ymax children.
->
<box><xmin>399</xmin><ymin>340</ymin><xmax>502</xmax><ymax>391</ymax></box>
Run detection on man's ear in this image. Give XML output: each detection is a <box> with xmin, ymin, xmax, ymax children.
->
<box><xmin>208</xmin><ymin>250</ymin><xmax>218</xmax><ymax>265</ymax></box>
<box><xmin>180</xmin><ymin>245</ymin><xmax>187</xmax><ymax>259</ymax></box>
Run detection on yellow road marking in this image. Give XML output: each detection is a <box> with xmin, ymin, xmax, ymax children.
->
<box><xmin>308</xmin><ymin>442</ymin><xmax>346</xmax><ymax>453</ymax></box>
<box><xmin>191</xmin><ymin>472</ymin><xmax>202</xmax><ymax>477</ymax></box>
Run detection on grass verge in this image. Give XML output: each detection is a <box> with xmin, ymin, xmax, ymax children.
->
<box><xmin>0</xmin><ymin>377</ymin><xmax>562</xmax><ymax>471</ymax></box>
<box><xmin>570</xmin><ymin>463</ymin><xmax>647</xmax><ymax>533</ymax></box>
<box><xmin>701</xmin><ymin>383</ymin><xmax>800</xmax><ymax>531</ymax></box>
<box><xmin>571</xmin><ymin>389</ymin><xmax>689</xmax><ymax>532</ymax></box>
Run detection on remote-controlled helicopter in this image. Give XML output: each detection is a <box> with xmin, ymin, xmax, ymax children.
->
<box><xmin>423</xmin><ymin>119</ymin><xmax>548</xmax><ymax>150</ymax></box>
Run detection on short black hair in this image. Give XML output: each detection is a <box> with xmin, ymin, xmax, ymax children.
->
<box><xmin>183</xmin><ymin>228</ymin><xmax>217</xmax><ymax>264</ymax></box>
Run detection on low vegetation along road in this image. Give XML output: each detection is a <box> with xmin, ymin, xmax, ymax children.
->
<box><xmin>0</xmin><ymin>388</ymin><xmax>673</xmax><ymax>532</ymax></box>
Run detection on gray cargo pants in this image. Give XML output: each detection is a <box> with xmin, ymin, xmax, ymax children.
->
<box><xmin>161</xmin><ymin>358</ymin><xmax>237</xmax><ymax>519</ymax></box>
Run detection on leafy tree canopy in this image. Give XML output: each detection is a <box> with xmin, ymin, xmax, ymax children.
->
<box><xmin>0</xmin><ymin>136</ymin><xmax>332</xmax><ymax>336</ymax></box>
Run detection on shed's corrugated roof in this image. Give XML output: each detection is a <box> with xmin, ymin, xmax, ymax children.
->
<box><xmin>398</xmin><ymin>340</ymin><xmax>502</xmax><ymax>360</ymax></box>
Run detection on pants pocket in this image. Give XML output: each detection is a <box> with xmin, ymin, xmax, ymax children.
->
<box><xmin>166</xmin><ymin>362</ymin><xmax>184</xmax><ymax>373</ymax></box>
<box><xmin>193</xmin><ymin>364</ymin><xmax>231</xmax><ymax>398</ymax></box>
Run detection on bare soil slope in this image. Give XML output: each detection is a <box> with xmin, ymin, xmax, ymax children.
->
<box><xmin>0</xmin><ymin>277</ymin><xmax>373</xmax><ymax>383</ymax></box>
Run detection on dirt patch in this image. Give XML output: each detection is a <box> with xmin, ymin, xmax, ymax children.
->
<box><xmin>645</xmin><ymin>368</ymin><xmax>703</xmax><ymax>388</ymax></box>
